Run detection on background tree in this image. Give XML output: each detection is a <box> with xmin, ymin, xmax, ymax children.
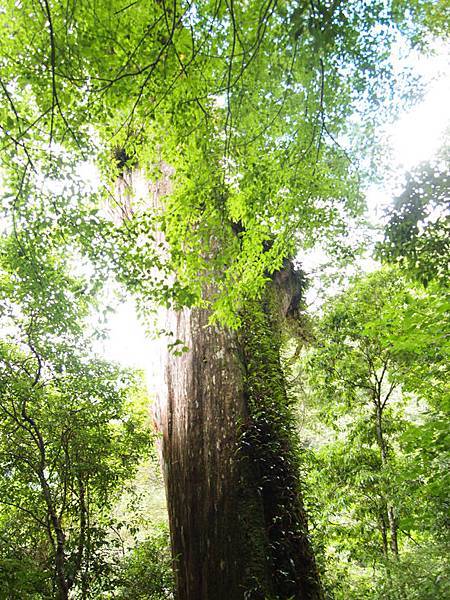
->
<box><xmin>378</xmin><ymin>147</ymin><xmax>449</xmax><ymax>560</ymax></box>
<box><xmin>379</xmin><ymin>148</ymin><xmax>450</xmax><ymax>287</ymax></box>
<box><xmin>0</xmin><ymin>229</ymin><xmax>153</xmax><ymax>599</ymax></box>
<box><xmin>304</xmin><ymin>270</ymin><xmax>407</xmax><ymax>557</ymax></box>
<box><xmin>300</xmin><ymin>266</ymin><xmax>449</xmax><ymax>599</ymax></box>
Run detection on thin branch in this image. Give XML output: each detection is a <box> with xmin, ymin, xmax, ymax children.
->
<box><xmin>223</xmin><ymin>0</ymin><xmax>237</xmax><ymax>164</ymax></box>
<box><xmin>0</xmin><ymin>499</ymin><xmax>47</xmax><ymax>528</ymax></box>
<box><xmin>114</xmin><ymin>0</ymin><xmax>141</xmax><ymax>15</ymax></box>
<box><xmin>399</xmin><ymin>528</ymin><xmax>421</xmax><ymax>547</ymax></box>
<box><xmin>381</xmin><ymin>381</ymin><xmax>397</xmax><ymax>410</ymax></box>
<box><xmin>0</xmin><ymin>76</ymin><xmax>21</xmax><ymax>124</ymax></box>
<box><xmin>26</xmin><ymin>335</ymin><xmax>43</xmax><ymax>388</ymax></box>
<box><xmin>37</xmin><ymin>0</ymin><xmax>84</xmax><ymax>153</ymax></box>
<box><xmin>120</xmin><ymin>5</ymin><xmax>189</xmax><ymax>134</ymax></box>
<box><xmin>39</xmin><ymin>0</ymin><xmax>57</xmax><ymax>144</ymax></box>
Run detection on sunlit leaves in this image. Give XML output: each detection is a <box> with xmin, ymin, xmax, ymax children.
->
<box><xmin>1</xmin><ymin>1</ymin><xmax>444</xmax><ymax>323</ymax></box>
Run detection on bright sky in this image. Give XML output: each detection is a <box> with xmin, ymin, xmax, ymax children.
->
<box><xmin>97</xmin><ymin>49</ymin><xmax>450</xmax><ymax>371</ymax></box>
<box><xmin>97</xmin><ymin>298</ymin><xmax>152</xmax><ymax>371</ymax></box>
<box><xmin>303</xmin><ymin>47</ymin><xmax>450</xmax><ymax>308</ymax></box>
<box><xmin>367</xmin><ymin>74</ymin><xmax>449</xmax><ymax>223</ymax></box>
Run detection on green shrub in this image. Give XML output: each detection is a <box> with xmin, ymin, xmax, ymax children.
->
<box><xmin>116</xmin><ymin>527</ymin><xmax>174</xmax><ymax>600</ymax></box>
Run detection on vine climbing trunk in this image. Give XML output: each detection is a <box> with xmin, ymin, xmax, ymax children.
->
<box><xmin>153</xmin><ymin>269</ymin><xmax>323</xmax><ymax>600</ymax></box>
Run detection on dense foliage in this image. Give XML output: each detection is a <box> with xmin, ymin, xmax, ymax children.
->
<box><xmin>300</xmin><ymin>233</ymin><xmax>449</xmax><ymax>597</ymax></box>
<box><xmin>379</xmin><ymin>150</ymin><xmax>450</xmax><ymax>286</ymax></box>
<box><xmin>0</xmin><ymin>215</ymin><xmax>158</xmax><ymax>597</ymax></box>
<box><xmin>115</xmin><ymin>526</ymin><xmax>174</xmax><ymax>600</ymax></box>
<box><xmin>1</xmin><ymin>0</ymin><xmax>444</xmax><ymax>325</ymax></box>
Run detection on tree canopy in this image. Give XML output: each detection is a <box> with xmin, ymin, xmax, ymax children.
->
<box><xmin>1</xmin><ymin>0</ymin><xmax>445</xmax><ymax>323</ymax></box>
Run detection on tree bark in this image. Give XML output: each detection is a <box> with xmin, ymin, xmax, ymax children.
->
<box><xmin>375</xmin><ymin>403</ymin><xmax>398</xmax><ymax>558</ymax></box>
<box><xmin>379</xmin><ymin>511</ymin><xmax>389</xmax><ymax>558</ymax></box>
<box><xmin>38</xmin><ymin>470</ymin><xmax>69</xmax><ymax>600</ymax></box>
<box><xmin>154</xmin><ymin>270</ymin><xmax>323</xmax><ymax>600</ymax></box>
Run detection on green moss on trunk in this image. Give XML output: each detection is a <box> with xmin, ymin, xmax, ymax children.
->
<box><xmin>237</xmin><ymin>285</ymin><xmax>323</xmax><ymax>600</ymax></box>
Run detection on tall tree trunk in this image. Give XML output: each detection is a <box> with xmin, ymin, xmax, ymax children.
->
<box><xmin>375</xmin><ymin>403</ymin><xmax>399</xmax><ymax>558</ymax></box>
<box><xmin>154</xmin><ymin>269</ymin><xmax>323</xmax><ymax>600</ymax></box>
<box><xmin>116</xmin><ymin>168</ymin><xmax>322</xmax><ymax>599</ymax></box>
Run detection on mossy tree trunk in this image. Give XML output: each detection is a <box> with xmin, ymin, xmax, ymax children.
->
<box><xmin>155</xmin><ymin>265</ymin><xmax>323</xmax><ymax>600</ymax></box>
<box><xmin>115</xmin><ymin>169</ymin><xmax>322</xmax><ymax>598</ymax></box>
